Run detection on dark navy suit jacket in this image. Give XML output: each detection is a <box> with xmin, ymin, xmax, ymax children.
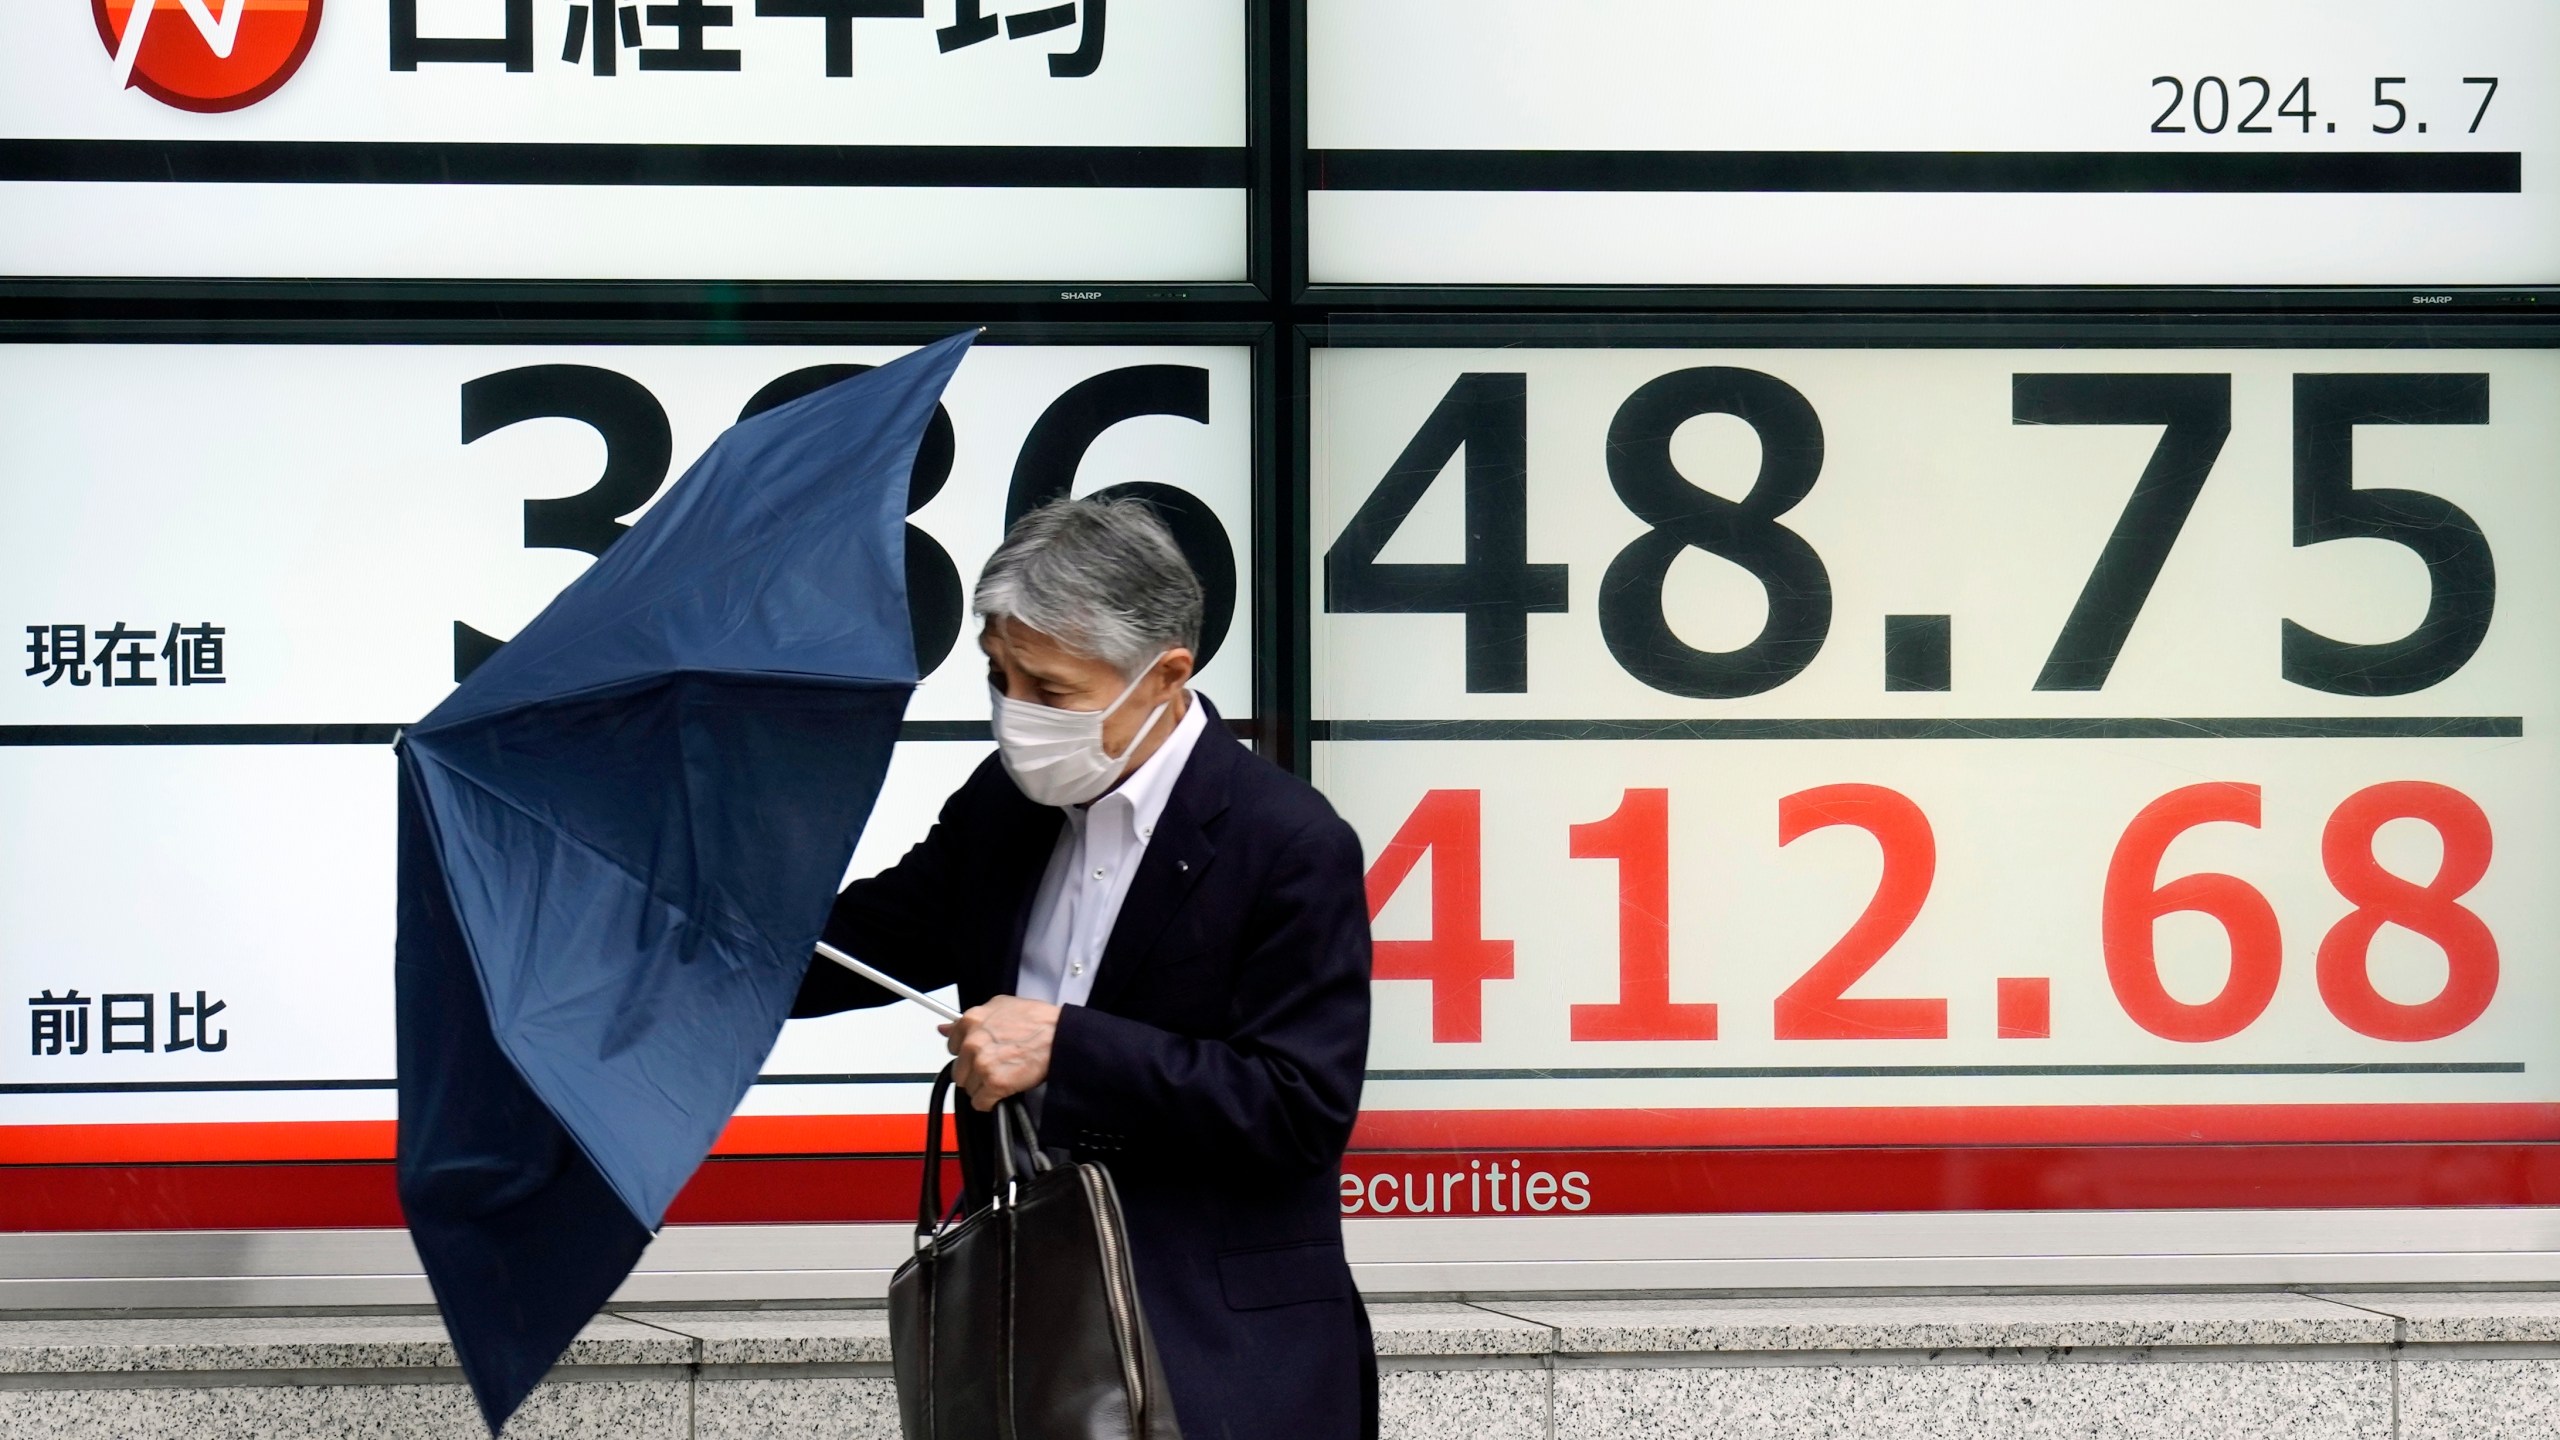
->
<box><xmin>792</xmin><ymin>698</ymin><xmax>1377</xmax><ymax>1440</ymax></box>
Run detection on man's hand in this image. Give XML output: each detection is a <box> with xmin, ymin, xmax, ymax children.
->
<box><xmin>940</xmin><ymin>995</ymin><xmax>1060</xmax><ymax>1111</ymax></box>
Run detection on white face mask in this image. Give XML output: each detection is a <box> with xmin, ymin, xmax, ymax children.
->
<box><xmin>988</xmin><ymin>653</ymin><xmax>1172</xmax><ymax>808</ymax></box>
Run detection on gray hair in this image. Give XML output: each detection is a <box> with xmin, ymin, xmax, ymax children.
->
<box><xmin>973</xmin><ymin>498</ymin><xmax>1203</xmax><ymax>677</ymax></box>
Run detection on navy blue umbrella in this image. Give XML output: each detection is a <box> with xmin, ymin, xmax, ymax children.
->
<box><xmin>394</xmin><ymin>331</ymin><xmax>973</xmax><ymax>1433</ymax></box>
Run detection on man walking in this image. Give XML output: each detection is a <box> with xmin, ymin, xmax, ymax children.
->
<box><xmin>794</xmin><ymin>497</ymin><xmax>1378</xmax><ymax>1439</ymax></box>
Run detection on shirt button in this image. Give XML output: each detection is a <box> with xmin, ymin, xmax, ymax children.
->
<box><xmin>1092</xmin><ymin>867</ymin><xmax>1106</xmax><ymax>880</ymax></box>
<box><xmin>1071</xmin><ymin>962</ymin><xmax>1085</xmax><ymax>976</ymax></box>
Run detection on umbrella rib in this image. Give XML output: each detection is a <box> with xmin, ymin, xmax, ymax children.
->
<box><xmin>815</xmin><ymin>942</ymin><xmax>962</xmax><ymax>1021</ymax></box>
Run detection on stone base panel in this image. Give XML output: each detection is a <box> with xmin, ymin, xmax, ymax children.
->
<box><xmin>12</xmin><ymin>1292</ymin><xmax>2560</xmax><ymax>1437</ymax></box>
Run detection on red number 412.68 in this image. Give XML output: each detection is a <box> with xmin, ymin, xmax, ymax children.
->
<box><xmin>1362</xmin><ymin>781</ymin><xmax>2495</xmax><ymax>1046</ymax></box>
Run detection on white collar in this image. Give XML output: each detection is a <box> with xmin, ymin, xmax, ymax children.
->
<box><xmin>1080</xmin><ymin>689</ymin><xmax>1207</xmax><ymax>835</ymax></box>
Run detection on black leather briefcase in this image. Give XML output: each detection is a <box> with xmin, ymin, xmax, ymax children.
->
<box><xmin>889</xmin><ymin>1065</ymin><xmax>1182</xmax><ymax>1440</ymax></box>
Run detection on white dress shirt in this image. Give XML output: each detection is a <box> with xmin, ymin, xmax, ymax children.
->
<box><xmin>1015</xmin><ymin>691</ymin><xmax>1209</xmax><ymax>1007</ymax></box>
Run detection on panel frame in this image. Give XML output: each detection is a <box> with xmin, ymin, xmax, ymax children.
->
<box><xmin>0</xmin><ymin>312</ymin><xmax>1284</xmax><ymax>735</ymax></box>
<box><xmin>11</xmin><ymin>8</ymin><xmax>2560</xmax><ymax>1299</ymax></box>
<box><xmin>1296</xmin><ymin>307</ymin><xmax>2560</xmax><ymax>754</ymax></box>
<box><xmin>1298</xmin><ymin>308</ymin><xmax>2560</xmax><ymax>1226</ymax></box>
<box><xmin>0</xmin><ymin>0</ymin><xmax>1278</xmax><ymax>309</ymax></box>
<box><xmin>0</xmin><ymin>316</ymin><xmax>1283</xmax><ymax>1235</ymax></box>
<box><xmin>1284</xmin><ymin>2</ymin><xmax>2560</xmax><ymax>312</ymax></box>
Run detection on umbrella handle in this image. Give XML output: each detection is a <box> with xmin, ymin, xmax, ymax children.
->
<box><xmin>813</xmin><ymin>941</ymin><xmax>963</xmax><ymax>1022</ymax></box>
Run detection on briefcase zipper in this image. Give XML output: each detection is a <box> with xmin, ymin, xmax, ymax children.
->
<box><xmin>1080</xmin><ymin>1165</ymin><xmax>1148</xmax><ymax>1423</ymax></box>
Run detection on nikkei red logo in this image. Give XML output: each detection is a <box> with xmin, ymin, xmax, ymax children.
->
<box><xmin>93</xmin><ymin>0</ymin><xmax>325</xmax><ymax>114</ymax></box>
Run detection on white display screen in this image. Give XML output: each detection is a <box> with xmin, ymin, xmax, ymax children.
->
<box><xmin>1313</xmin><ymin>336</ymin><xmax>2560</xmax><ymax>1214</ymax></box>
<box><xmin>1307</xmin><ymin>0</ymin><xmax>2560</xmax><ymax>288</ymax></box>
<box><xmin>0</xmin><ymin>340</ymin><xmax>1257</xmax><ymax>1166</ymax></box>
<box><xmin>0</xmin><ymin>3</ymin><xmax>1247</xmax><ymax>283</ymax></box>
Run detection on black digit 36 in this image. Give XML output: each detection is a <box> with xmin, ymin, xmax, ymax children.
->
<box><xmin>458</xmin><ymin>360</ymin><xmax>1238</xmax><ymax>683</ymax></box>
<box><xmin>1598</xmin><ymin>367</ymin><xmax>1832</xmax><ymax>700</ymax></box>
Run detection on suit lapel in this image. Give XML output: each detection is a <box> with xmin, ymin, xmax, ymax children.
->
<box><xmin>1082</xmin><ymin>703</ymin><xmax>1239</xmax><ymax>1013</ymax></box>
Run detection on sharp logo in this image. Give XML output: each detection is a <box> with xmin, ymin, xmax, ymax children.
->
<box><xmin>93</xmin><ymin>0</ymin><xmax>325</xmax><ymax>113</ymax></box>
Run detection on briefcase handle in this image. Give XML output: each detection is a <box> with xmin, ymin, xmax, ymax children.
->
<box><xmin>916</xmin><ymin>1063</ymin><xmax>1052</xmax><ymax>1248</ymax></box>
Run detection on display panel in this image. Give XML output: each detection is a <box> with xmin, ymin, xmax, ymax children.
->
<box><xmin>1313</xmin><ymin>327</ymin><xmax>2560</xmax><ymax>1214</ymax></box>
<box><xmin>0</xmin><ymin>337</ymin><xmax>1257</xmax><ymax>1193</ymax></box>
<box><xmin>0</xmin><ymin>2</ymin><xmax>1248</xmax><ymax>286</ymax></box>
<box><xmin>1306</xmin><ymin>0</ymin><xmax>2560</xmax><ymax>292</ymax></box>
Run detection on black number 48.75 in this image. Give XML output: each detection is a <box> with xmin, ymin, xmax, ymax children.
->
<box><xmin>1326</xmin><ymin>369</ymin><xmax>2495</xmax><ymax>699</ymax></box>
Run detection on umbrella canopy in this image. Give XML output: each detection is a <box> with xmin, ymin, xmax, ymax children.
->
<box><xmin>395</xmin><ymin>331</ymin><xmax>974</xmax><ymax>1433</ymax></box>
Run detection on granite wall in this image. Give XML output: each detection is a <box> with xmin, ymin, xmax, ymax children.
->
<box><xmin>7</xmin><ymin>1291</ymin><xmax>2560</xmax><ymax>1438</ymax></box>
